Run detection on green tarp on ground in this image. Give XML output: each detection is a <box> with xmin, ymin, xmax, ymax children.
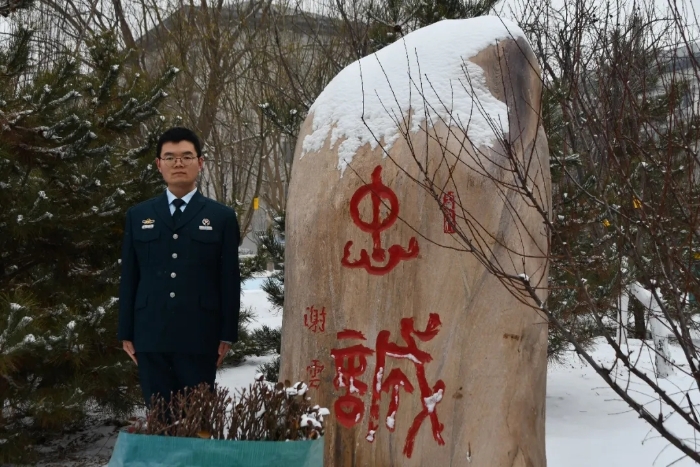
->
<box><xmin>108</xmin><ymin>432</ymin><xmax>324</xmax><ymax>467</ymax></box>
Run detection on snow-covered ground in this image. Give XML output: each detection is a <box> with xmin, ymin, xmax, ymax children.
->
<box><xmin>38</xmin><ymin>278</ymin><xmax>700</xmax><ymax>466</ymax></box>
<box><xmin>547</xmin><ymin>338</ymin><xmax>699</xmax><ymax>467</ymax></box>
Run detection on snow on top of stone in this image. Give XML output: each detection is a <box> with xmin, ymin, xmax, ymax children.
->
<box><xmin>301</xmin><ymin>16</ymin><xmax>527</xmax><ymax>175</ymax></box>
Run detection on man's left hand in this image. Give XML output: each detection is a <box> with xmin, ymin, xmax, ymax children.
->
<box><xmin>217</xmin><ymin>341</ymin><xmax>232</xmax><ymax>367</ymax></box>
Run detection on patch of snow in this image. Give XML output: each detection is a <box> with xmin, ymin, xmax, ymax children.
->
<box><xmin>366</xmin><ymin>430</ymin><xmax>376</xmax><ymax>442</ymax></box>
<box><xmin>375</xmin><ymin>366</ymin><xmax>384</xmax><ymax>392</ymax></box>
<box><xmin>301</xmin><ymin>16</ymin><xmax>525</xmax><ymax>175</ymax></box>
<box><xmin>547</xmin><ymin>336</ymin><xmax>699</xmax><ymax>466</ymax></box>
<box><xmin>285</xmin><ymin>382</ymin><xmax>308</xmax><ymax>396</ymax></box>
<box><xmin>301</xmin><ymin>414</ymin><xmax>322</xmax><ymax>428</ymax></box>
<box><xmin>349</xmin><ymin>377</ymin><xmax>359</xmax><ymax>394</ymax></box>
<box><xmin>424</xmin><ymin>389</ymin><xmax>444</xmax><ymax>413</ymax></box>
<box><xmin>18</xmin><ymin>316</ymin><xmax>32</xmax><ymax>327</ymax></box>
<box><xmin>337</xmin><ymin>367</ymin><xmax>345</xmax><ymax>387</ymax></box>
<box><xmin>386</xmin><ymin>411</ymin><xmax>396</xmax><ymax>429</ymax></box>
<box><xmin>387</xmin><ymin>352</ymin><xmax>422</xmax><ymax>364</ymax></box>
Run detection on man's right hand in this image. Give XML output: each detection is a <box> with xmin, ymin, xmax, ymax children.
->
<box><xmin>122</xmin><ymin>340</ymin><xmax>138</xmax><ymax>365</ymax></box>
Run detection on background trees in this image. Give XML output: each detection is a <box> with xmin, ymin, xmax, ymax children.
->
<box><xmin>0</xmin><ymin>22</ymin><xmax>176</xmax><ymax>461</ymax></box>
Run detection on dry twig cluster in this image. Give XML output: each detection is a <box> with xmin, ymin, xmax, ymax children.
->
<box><xmin>129</xmin><ymin>379</ymin><xmax>328</xmax><ymax>441</ymax></box>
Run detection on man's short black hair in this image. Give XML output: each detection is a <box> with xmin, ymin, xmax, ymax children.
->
<box><xmin>156</xmin><ymin>127</ymin><xmax>202</xmax><ymax>158</ymax></box>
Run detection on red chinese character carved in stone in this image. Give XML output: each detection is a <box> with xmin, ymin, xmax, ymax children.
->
<box><xmin>366</xmin><ymin>313</ymin><xmax>445</xmax><ymax>458</ymax></box>
<box><xmin>341</xmin><ymin>166</ymin><xmax>419</xmax><ymax>275</ymax></box>
<box><xmin>304</xmin><ymin>305</ymin><xmax>327</xmax><ymax>333</ymax></box>
<box><xmin>442</xmin><ymin>191</ymin><xmax>456</xmax><ymax>234</ymax></box>
<box><xmin>306</xmin><ymin>359</ymin><xmax>325</xmax><ymax>389</ymax></box>
<box><xmin>330</xmin><ymin>315</ymin><xmax>446</xmax><ymax>459</ymax></box>
<box><xmin>330</xmin><ymin>329</ymin><xmax>375</xmax><ymax>428</ymax></box>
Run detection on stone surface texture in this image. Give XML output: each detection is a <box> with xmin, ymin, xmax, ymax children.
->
<box><xmin>281</xmin><ymin>18</ymin><xmax>551</xmax><ymax>467</ymax></box>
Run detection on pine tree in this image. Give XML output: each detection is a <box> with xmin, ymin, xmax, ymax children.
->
<box><xmin>239</xmin><ymin>213</ymin><xmax>285</xmax><ymax>381</ymax></box>
<box><xmin>0</xmin><ymin>29</ymin><xmax>177</xmax><ymax>462</ymax></box>
<box><xmin>259</xmin><ymin>214</ymin><xmax>285</xmax><ymax>310</ymax></box>
<box><xmin>219</xmin><ymin>215</ymin><xmax>285</xmax><ymax>369</ymax></box>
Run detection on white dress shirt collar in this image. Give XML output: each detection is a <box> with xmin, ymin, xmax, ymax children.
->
<box><xmin>166</xmin><ymin>187</ymin><xmax>197</xmax><ymax>211</ymax></box>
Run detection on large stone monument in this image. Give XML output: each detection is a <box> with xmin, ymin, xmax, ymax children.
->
<box><xmin>281</xmin><ymin>16</ymin><xmax>551</xmax><ymax>467</ymax></box>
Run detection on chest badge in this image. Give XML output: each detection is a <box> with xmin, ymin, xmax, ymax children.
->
<box><xmin>199</xmin><ymin>218</ymin><xmax>213</xmax><ymax>231</ymax></box>
<box><xmin>142</xmin><ymin>218</ymin><xmax>155</xmax><ymax>229</ymax></box>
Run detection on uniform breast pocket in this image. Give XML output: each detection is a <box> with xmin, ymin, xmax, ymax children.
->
<box><xmin>133</xmin><ymin>229</ymin><xmax>161</xmax><ymax>264</ymax></box>
<box><xmin>189</xmin><ymin>231</ymin><xmax>221</xmax><ymax>265</ymax></box>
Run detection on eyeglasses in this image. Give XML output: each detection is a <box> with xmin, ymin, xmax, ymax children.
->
<box><xmin>160</xmin><ymin>155</ymin><xmax>198</xmax><ymax>166</ymax></box>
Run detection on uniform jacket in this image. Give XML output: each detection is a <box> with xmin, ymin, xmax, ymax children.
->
<box><xmin>117</xmin><ymin>190</ymin><xmax>241</xmax><ymax>354</ymax></box>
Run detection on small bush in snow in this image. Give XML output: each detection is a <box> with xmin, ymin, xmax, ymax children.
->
<box><xmin>130</xmin><ymin>379</ymin><xmax>328</xmax><ymax>441</ymax></box>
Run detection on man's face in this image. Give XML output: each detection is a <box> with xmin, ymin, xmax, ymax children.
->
<box><xmin>156</xmin><ymin>141</ymin><xmax>204</xmax><ymax>189</ymax></box>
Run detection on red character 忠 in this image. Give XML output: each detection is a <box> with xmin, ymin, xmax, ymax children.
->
<box><xmin>304</xmin><ymin>305</ymin><xmax>327</xmax><ymax>333</ymax></box>
<box><xmin>342</xmin><ymin>166</ymin><xmax>419</xmax><ymax>275</ymax></box>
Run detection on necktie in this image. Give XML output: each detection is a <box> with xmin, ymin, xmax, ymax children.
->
<box><xmin>172</xmin><ymin>198</ymin><xmax>185</xmax><ymax>225</ymax></box>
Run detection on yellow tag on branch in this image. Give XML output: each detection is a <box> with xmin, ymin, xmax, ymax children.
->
<box><xmin>602</xmin><ymin>219</ymin><xmax>611</xmax><ymax>227</ymax></box>
<box><xmin>253</xmin><ymin>197</ymin><xmax>259</xmax><ymax>210</ymax></box>
<box><xmin>633</xmin><ymin>198</ymin><xmax>642</xmax><ymax>209</ymax></box>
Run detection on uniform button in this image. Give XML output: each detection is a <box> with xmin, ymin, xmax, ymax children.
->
<box><xmin>171</xmin><ymin>272</ymin><xmax>176</xmax><ymax>278</ymax></box>
<box><xmin>173</xmin><ymin>233</ymin><xmax>178</xmax><ymax>239</ymax></box>
<box><xmin>170</xmin><ymin>292</ymin><xmax>175</xmax><ymax>298</ymax></box>
<box><xmin>172</xmin><ymin>253</ymin><xmax>178</xmax><ymax>259</ymax></box>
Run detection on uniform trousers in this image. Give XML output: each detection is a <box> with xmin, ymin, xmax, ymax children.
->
<box><xmin>137</xmin><ymin>352</ymin><xmax>218</xmax><ymax>407</ymax></box>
